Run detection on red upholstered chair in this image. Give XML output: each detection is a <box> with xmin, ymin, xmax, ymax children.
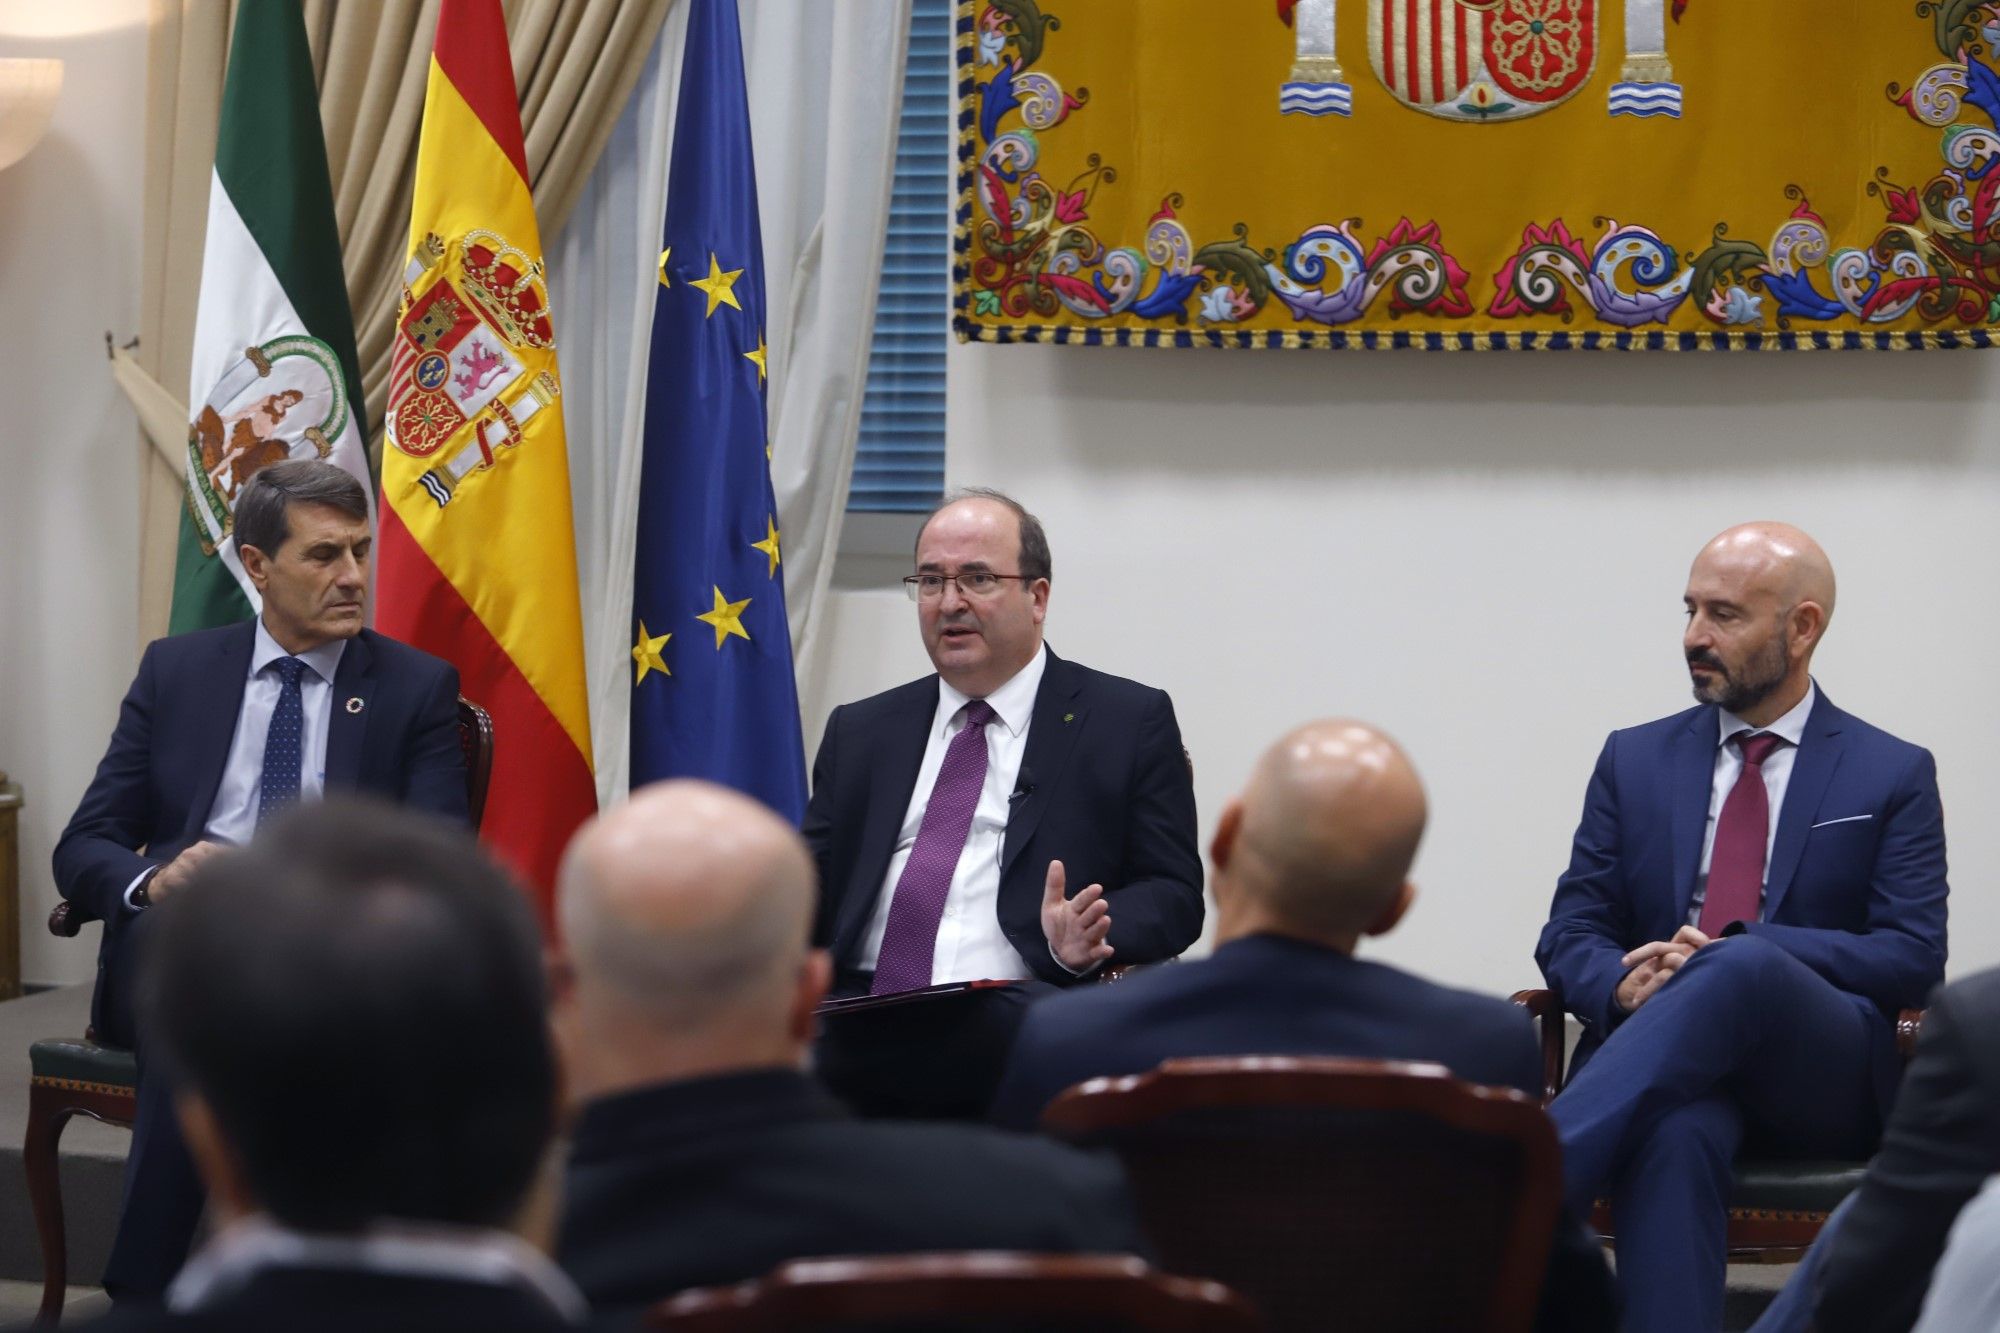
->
<box><xmin>1041</xmin><ymin>1056</ymin><xmax>1564</xmax><ymax>1333</ymax></box>
<box><xmin>1509</xmin><ymin>988</ymin><xmax>1927</xmax><ymax>1261</ymax></box>
<box><xmin>23</xmin><ymin>696</ymin><xmax>493</xmax><ymax>1325</ymax></box>
<box><xmin>648</xmin><ymin>1253</ymin><xmax>1260</xmax><ymax>1332</ymax></box>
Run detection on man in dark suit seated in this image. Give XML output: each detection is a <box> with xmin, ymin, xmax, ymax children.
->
<box><xmin>990</xmin><ymin>719</ymin><xmax>1615</xmax><ymax>1332</ymax></box>
<box><xmin>68</xmin><ymin>800</ymin><xmax>580</xmax><ymax>1332</ymax></box>
<box><xmin>53</xmin><ymin>460</ymin><xmax>468</xmax><ymax>1300</ymax></box>
<box><xmin>1538</xmin><ymin>523</ymin><xmax>1948</xmax><ymax>1333</ymax></box>
<box><xmin>552</xmin><ymin>780</ymin><xmax>1147</xmax><ymax>1326</ymax></box>
<box><xmin>1748</xmin><ymin>966</ymin><xmax>2000</xmax><ymax>1333</ymax></box>
<box><xmin>801</xmin><ymin>488</ymin><xmax>1202</xmax><ymax>1116</ymax></box>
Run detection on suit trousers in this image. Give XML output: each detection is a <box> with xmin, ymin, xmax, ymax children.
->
<box><xmin>98</xmin><ymin>908</ymin><xmax>206</xmax><ymax>1302</ymax></box>
<box><xmin>1552</xmin><ymin>935</ymin><xmax>1883</xmax><ymax>1333</ymax></box>
<box><xmin>1744</xmin><ymin>1194</ymin><xmax>1851</xmax><ymax>1333</ymax></box>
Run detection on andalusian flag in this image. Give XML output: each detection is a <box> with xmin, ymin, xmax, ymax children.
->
<box><xmin>173</xmin><ymin>0</ymin><xmax>369</xmax><ymax>633</ymax></box>
<box><xmin>377</xmin><ymin>0</ymin><xmax>595</xmax><ymax>912</ymax></box>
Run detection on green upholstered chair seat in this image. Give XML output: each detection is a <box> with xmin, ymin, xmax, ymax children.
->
<box><xmin>1728</xmin><ymin>1159</ymin><xmax>1868</xmax><ymax>1215</ymax></box>
<box><xmin>29</xmin><ymin>1037</ymin><xmax>137</xmax><ymax>1090</ymax></box>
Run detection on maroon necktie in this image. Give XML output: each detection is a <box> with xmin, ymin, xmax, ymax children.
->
<box><xmin>871</xmin><ymin>701</ymin><xmax>997</xmax><ymax>994</ymax></box>
<box><xmin>1699</xmin><ymin>731</ymin><xmax>1787</xmax><ymax>934</ymax></box>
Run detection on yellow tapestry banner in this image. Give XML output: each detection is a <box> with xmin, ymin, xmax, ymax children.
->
<box><xmin>953</xmin><ymin>0</ymin><xmax>2000</xmax><ymax>351</ymax></box>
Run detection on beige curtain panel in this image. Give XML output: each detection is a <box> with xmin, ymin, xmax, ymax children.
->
<box><xmin>125</xmin><ymin>0</ymin><xmax>673</xmax><ymax>641</ymax></box>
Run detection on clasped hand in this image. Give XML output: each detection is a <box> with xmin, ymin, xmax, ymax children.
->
<box><xmin>145</xmin><ymin>840</ymin><xmax>228</xmax><ymax>906</ymax></box>
<box><xmin>1041</xmin><ymin>859</ymin><xmax>1114</xmax><ymax>973</ymax></box>
<box><xmin>1615</xmin><ymin>924</ymin><xmax>1711</xmax><ymax>1012</ymax></box>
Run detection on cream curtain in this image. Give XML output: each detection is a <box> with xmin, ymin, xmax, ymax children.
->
<box><xmin>131</xmin><ymin>0</ymin><xmax>228</xmax><ymax>646</ymax></box>
<box><xmin>124</xmin><ymin>0</ymin><xmax>673</xmax><ymax>641</ymax></box>
<box><xmin>553</xmin><ymin>1</ymin><xmax>910</xmax><ymax>802</ymax></box>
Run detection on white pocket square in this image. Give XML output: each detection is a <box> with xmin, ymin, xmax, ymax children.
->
<box><xmin>1811</xmin><ymin>814</ymin><xmax>1874</xmax><ymax>829</ymax></box>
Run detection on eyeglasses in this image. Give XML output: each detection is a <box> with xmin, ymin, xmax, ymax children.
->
<box><xmin>902</xmin><ymin>572</ymin><xmax>1034</xmax><ymax>602</ymax></box>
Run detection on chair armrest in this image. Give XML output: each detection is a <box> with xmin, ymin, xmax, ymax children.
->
<box><xmin>1509</xmin><ymin>988</ymin><xmax>1567</xmax><ymax>1105</ymax></box>
<box><xmin>1896</xmin><ymin>1008</ymin><xmax>1926</xmax><ymax>1062</ymax></box>
<box><xmin>48</xmin><ymin>901</ymin><xmax>94</xmax><ymax>938</ymax></box>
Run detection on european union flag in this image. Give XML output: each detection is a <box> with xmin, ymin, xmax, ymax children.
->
<box><xmin>629</xmin><ymin>0</ymin><xmax>806</xmax><ymax>821</ymax></box>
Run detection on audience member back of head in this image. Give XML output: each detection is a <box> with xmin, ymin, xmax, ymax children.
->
<box><xmin>550</xmin><ymin>780</ymin><xmax>1147</xmax><ymax>1327</ymax></box>
<box><xmin>992</xmin><ymin>718</ymin><xmax>1539</xmax><ymax>1128</ymax></box>
<box><xmin>60</xmin><ymin>798</ymin><xmax>579</xmax><ymax>1333</ymax></box>
<box><xmin>990</xmin><ymin>719</ymin><xmax>1616</xmax><ymax>1333</ymax></box>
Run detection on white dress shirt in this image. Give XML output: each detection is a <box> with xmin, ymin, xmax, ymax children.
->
<box><xmin>856</xmin><ymin>645</ymin><xmax>1048</xmax><ymax>983</ymax></box>
<box><xmin>1686</xmin><ymin>680</ymin><xmax>1816</xmax><ymax>927</ymax></box>
<box><xmin>166</xmin><ymin>1214</ymin><xmax>585</xmax><ymax>1322</ymax></box>
<box><xmin>124</xmin><ymin>620</ymin><xmax>346</xmax><ymax>907</ymax></box>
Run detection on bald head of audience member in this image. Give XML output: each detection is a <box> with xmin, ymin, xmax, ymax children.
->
<box><xmin>553</xmin><ymin>780</ymin><xmax>830</xmax><ymax>1104</ymax></box>
<box><xmin>1683</xmin><ymin>521</ymin><xmax>1835</xmax><ymax>728</ymax></box>
<box><xmin>1208</xmin><ymin>720</ymin><xmax>1428</xmax><ymax>954</ymax></box>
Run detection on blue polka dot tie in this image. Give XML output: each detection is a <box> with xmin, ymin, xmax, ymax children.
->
<box><xmin>257</xmin><ymin>657</ymin><xmax>308</xmax><ymax>828</ymax></box>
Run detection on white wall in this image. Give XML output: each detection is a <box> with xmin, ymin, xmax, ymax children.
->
<box><xmin>805</xmin><ymin>335</ymin><xmax>2000</xmax><ymax>999</ymax></box>
<box><xmin>0</xmin><ymin>2</ymin><xmax>150</xmax><ymax>987</ymax></box>
<box><xmin>6</xmin><ymin>9</ymin><xmax>1998</xmax><ymax>1000</ymax></box>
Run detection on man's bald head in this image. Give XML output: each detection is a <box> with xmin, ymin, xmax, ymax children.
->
<box><xmin>557</xmin><ymin>780</ymin><xmax>817</xmax><ymax>1035</ymax></box>
<box><xmin>1683</xmin><ymin>523</ymin><xmax>1835</xmax><ymax>724</ymax></box>
<box><xmin>1214</xmin><ymin>720</ymin><xmax>1428</xmax><ymax>947</ymax></box>
<box><xmin>1692</xmin><ymin>522</ymin><xmax>1837</xmax><ymax>629</ymax></box>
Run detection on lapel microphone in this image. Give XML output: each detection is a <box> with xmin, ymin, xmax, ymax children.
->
<box><xmin>1009</xmin><ymin>767</ymin><xmax>1037</xmax><ymax>805</ymax></box>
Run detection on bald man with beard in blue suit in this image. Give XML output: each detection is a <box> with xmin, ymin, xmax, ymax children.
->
<box><xmin>1538</xmin><ymin>523</ymin><xmax>1948</xmax><ymax>1333</ymax></box>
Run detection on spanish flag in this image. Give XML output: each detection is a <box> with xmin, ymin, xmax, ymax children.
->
<box><xmin>377</xmin><ymin>0</ymin><xmax>595</xmax><ymax>917</ymax></box>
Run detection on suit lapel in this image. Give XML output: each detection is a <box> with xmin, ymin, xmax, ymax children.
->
<box><xmin>1001</xmin><ymin>651</ymin><xmax>1086</xmax><ymax>876</ymax></box>
<box><xmin>834</xmin><ymin>682</ymin><xmax>936</xmax><ymax>950</ymax></box>
<box><xmin>1669</xmin><ymin>708</ymin><xmax>1716</xmax><ymax>926</ymax></box>
<box><xmin>1762</xmin><ymin>692</ymin><xmax>1845</xmax><ymax>921</ymax></box>
<box><xmin>324</xmin><ymin>632</ymin><xmax>376</xmax><ymax>791</ymax></box>
<box><xmin>183</xmin><ymin>622</ymin><xmax>260</xmax><ymax>839</ymax></box>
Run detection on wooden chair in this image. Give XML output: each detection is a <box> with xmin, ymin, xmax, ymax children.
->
<box><xmin>1509</xmin><ymin>988</ymin><xmax>1926</xmax><ymax>1261</ymax></box>
<box><xmin>649</xmin><ymin>1253</ymin><xmax>1260</xmax><ymax>1332</ymax></box>
<box><xmin>23</xmin><ymin>696</ymin><xmax>492</xmax><ymax>1325</ymax></box>
<box><xmin>1041</xmin><ymin>1056</ymin><xmax>1563</xmax><ymax>1333</ymax></box>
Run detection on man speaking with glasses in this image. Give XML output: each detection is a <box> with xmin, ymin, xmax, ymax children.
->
<box><xmin>803</xmin><ymin>489</ymin><xmax>1203</xmax><ymax>1115</ymax></box>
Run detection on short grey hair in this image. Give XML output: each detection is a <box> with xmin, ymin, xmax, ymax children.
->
<box><xmin>234</xmin><ymin>461</ymin><xmax>368</xmax><ymax>558</ymax></box>
<box><xmin>916</xmin><ymin>487</ymin><xmax>1052</xmax><ymax>583</ymax></box>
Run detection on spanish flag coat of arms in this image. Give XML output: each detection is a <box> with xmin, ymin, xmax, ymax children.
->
<box><xmin>377</xmin><ymin>0</ymin><xmax>595</xmax><ymax>916</ymax></box>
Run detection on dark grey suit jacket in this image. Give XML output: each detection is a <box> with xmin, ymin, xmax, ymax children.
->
<box><xmin>1812</xmin><ymin>968</ymin><xmax>2000</xmax><ymax>1332</ymax></box>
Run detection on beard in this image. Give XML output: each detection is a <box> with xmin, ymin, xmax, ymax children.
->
<box><xmin>1689</xmin><ymin>633</ymin><xmax>1790</xmax><ymax>714</ymax></box>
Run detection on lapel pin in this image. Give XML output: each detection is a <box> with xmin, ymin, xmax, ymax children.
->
<box><xmin>345</xmin><ymin>697</ymin><xmax>365</xmax><ymax>715</ymax></box>
<box><xmin>1064</xmin><ymin>713</ymin><xmax>1074</xmax><ymax>723</ymax></box>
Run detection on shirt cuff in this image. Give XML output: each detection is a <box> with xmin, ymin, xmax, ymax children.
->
<box><xmin>122</xmin><ymin>866</ymin><xmax>158</xmax><ymax>911</ymax></box>
<box><xmin>1049</xmin><ymin>940</ymin><xmax>1105</xmax><ymax>979</ymax></box>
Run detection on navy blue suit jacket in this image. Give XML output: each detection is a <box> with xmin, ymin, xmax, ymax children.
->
<box><xmin>990</xmin><ymin>933</ymin><xmax>1618</xmax><ymax>1332</ymax></box>
<box><xmin>53</xmin><ymin>622</ymin><xmax>468</xmax><ymax>1036</ymax></box>
<box><xmin>990</xmin><ymin>932</ymin><xmax>1546</xmax><ymax>1129</ymax></box>
<box><xmin>1536</xmin><ymin>688</ymin><xmax>1948</xmax><ymax>1101</ymax></box>
<box><xmin>802</xmin><ymin>649</ymin><xmax>1203</xmax><ymax>986</ymax></box>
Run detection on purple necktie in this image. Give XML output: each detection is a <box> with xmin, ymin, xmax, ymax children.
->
<box><xmin>872</xmin><ymin>700</ymin><xmax>997</xmax><ymax>995</ymax></box>
<box><xmin>1700</xmin><ymin>731</ymin><xmax>1787</xmax><ymax>935</ymax></box>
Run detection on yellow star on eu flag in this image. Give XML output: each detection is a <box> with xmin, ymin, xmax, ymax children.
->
<box><xmin>696</xmin><ymin>586</ymin><xmax>752</xmax><ymax>648</ymax></box>
<box><xmin>656</xmin><ymin>246</ymin><xmax>671</xmax><ymax>288</ymax></box>
<box><xmin>690</xmin><ymin>253</ymin><xmax>744</xmax><ymax>317</ymax></box>
<box><xmin>632</xmin><ymin>621</ymin><xmax>671</xmax><ymax>684</ymax></box>
<box><xmin>751</xmin><ymin>515</ymin><xmax>781</xmax><ymax>578</ymax></box>
<box><xmin>744</xmin><ymin>332</ymin><xmax>767</xmax><ymax>383</ymax></box>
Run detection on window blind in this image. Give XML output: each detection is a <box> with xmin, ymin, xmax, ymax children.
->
<box><xmin>848</xmin><ymin>0</ymin><xmax>950</xmax><ymax>513</ymax></box>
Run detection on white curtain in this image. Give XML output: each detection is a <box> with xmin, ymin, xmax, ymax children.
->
<box><xmin>551</xmin><ymin>0</ymin><xmax>910</xmax><ymax>804</ymax></box>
